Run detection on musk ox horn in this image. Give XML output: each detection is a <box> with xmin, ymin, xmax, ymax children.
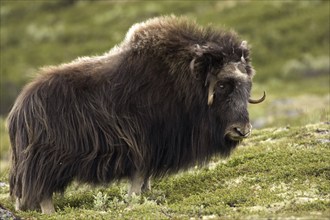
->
<box><xmin>241</xmin><ymin>55</ymin><xmax>246</xmax><ymax>63</ymax></box>
<box><xmin>249</xmin><ymin>91</ymin><xmax>266</xmax><ymax>104</ymax></box>
<box><xmin>205</xmin><ymin>73</ymin><xmax>218</xmax><ymax>105</ymax></box>
<box><xmin>240</xmin><ymin>40</ymin><xmax>248</xmax><ymax>49</ymax></box>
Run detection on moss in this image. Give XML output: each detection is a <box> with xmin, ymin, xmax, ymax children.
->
<box><xmin>0</xmin><ymin>121</ymin><xmax>329</xmax><ymax>219</ymax></box>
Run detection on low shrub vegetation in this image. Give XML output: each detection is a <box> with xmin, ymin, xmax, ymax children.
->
<box><xmin>0</xmin><ymin>122</ymin><xmax>329</xmax><ymax>219</ymax></box>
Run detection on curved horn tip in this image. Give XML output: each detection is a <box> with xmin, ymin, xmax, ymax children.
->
<box><xmin>249</xmin><ymin>91</ymin><xmax>266</xmax><ymax>104</ymax></box>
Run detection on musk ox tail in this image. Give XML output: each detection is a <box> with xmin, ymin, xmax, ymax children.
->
<box><xmin>7</xmin><ymin>100</ymin><xmax>29</xmax><ymax>209</ymax></box>
<box><xmin>7</xmin><ymin>81</ymin><xmax>67</xmax><ymax>210</ymax></box>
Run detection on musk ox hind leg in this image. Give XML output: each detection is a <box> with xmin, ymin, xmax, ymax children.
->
<box><xmin>15</xmin><ymin>198</ymin><xmax>20</xmax><ymax>211</ymax></box>
<box><xmin>128</xmin><ymin>172</ymin><xmax>151</xmax><ymax>196</ymax></box>
<box><xmin>14</xmin><ymin>197</ymin><xmax>39</xmax><ymax>212</ymax></box>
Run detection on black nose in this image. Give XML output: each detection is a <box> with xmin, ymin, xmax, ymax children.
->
<box><xmin>226</xmin><ymin>123</ymin><xmax>252</xmax><ymax>141</ymax></box>
<box><xmin>234</xmin><ymin>123</ymin><xmax>252</xmax><ymax>137</ymax></box>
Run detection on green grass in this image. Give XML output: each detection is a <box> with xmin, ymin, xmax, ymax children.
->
<box><xmin>0</xmin><ymin>122</ymin><xmax>329</xmax><ymax>219</ymax></box>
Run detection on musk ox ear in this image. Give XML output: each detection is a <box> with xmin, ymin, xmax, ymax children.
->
<box><xmin>189</xmin><ymin>43</ymin><xmax>217</xmax><ymax>80</ymax></box>
<box><xmin>190</xmin><ymin>43</ymin><xmax>222</xmax><ymax>57</ymax></box>
<box><xmin>189</xmin><ymin>44</ymin><xmax>207</xmax><ymax>80</ymax></box>
<box><xmin>189</xmin><ymin>57</ymin><xmax>201</xmax><ymax>79</ymax></box>
<box><xmin>189</xmin><ymin>43</ymin><xmax>221</xmax><ymax>104</ymax></box>
<box><xmin>191</xmin><ymin>44</ymin><xmax>208</xmax><ymax>57</ymax></box>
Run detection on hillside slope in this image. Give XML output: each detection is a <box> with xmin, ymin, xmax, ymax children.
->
<box><xmin>0</xmin><ymin>122</ymin><xmax>329</xmax><ymax>219</ymax></box>
<box><xmin>1</xmin><ymin>1</ymin><xmax>329</xmax><ymax>116</ymax></box>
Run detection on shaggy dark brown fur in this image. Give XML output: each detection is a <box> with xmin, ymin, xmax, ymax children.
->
<box><xmin>7</xmin><ymin>15</ymin><xmax>263</xmax><ymax>212</ymax></box>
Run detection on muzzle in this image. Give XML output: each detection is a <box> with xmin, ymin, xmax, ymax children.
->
<box><xmin>225</xmin><ymin>123</ymin><xmax>252</xmax><ymax>141</ymax></box>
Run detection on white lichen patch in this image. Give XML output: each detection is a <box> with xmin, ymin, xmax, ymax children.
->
<box><xmin>223</xmin><ymin>176</ymin><xmax>246</xmax><ymax>188</ymax></box>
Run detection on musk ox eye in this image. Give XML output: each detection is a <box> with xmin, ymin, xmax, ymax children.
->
<box><xmin>218</xmin><ymin>83</ymin><xmax>230</xmax><ymax>90</ymax></box>
<box><xmin>216</xmin><ymin>81</ymin><xmax>233</xmax><ymax>94</ymax></box>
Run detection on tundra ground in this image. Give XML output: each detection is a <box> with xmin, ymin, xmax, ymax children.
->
<box><xmin>0</xmin><ymin>121</ymin><xmax>329</xmax><ymax>219</ymax></box>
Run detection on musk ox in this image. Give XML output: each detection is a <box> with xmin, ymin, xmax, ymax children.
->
<box><xmin>7</xmin><ymin>15</ymin><xmax>265</xmax><ymax>214</ymax></box>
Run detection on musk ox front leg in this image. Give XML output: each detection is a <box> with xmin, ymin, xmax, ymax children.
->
<box><xmin>141</xmin><ymin>176</ymin><xmax>151</xmax><ymax>192</ymax></box>
<box><xmin>128</xmin><ymin>172</ymin><xmax>151</xmax><ymax>195</ymax></box>
<box><xmin>40</xmin><ymin>197</ymin><xmax>55</xmax><ymax>214</ymax></box>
